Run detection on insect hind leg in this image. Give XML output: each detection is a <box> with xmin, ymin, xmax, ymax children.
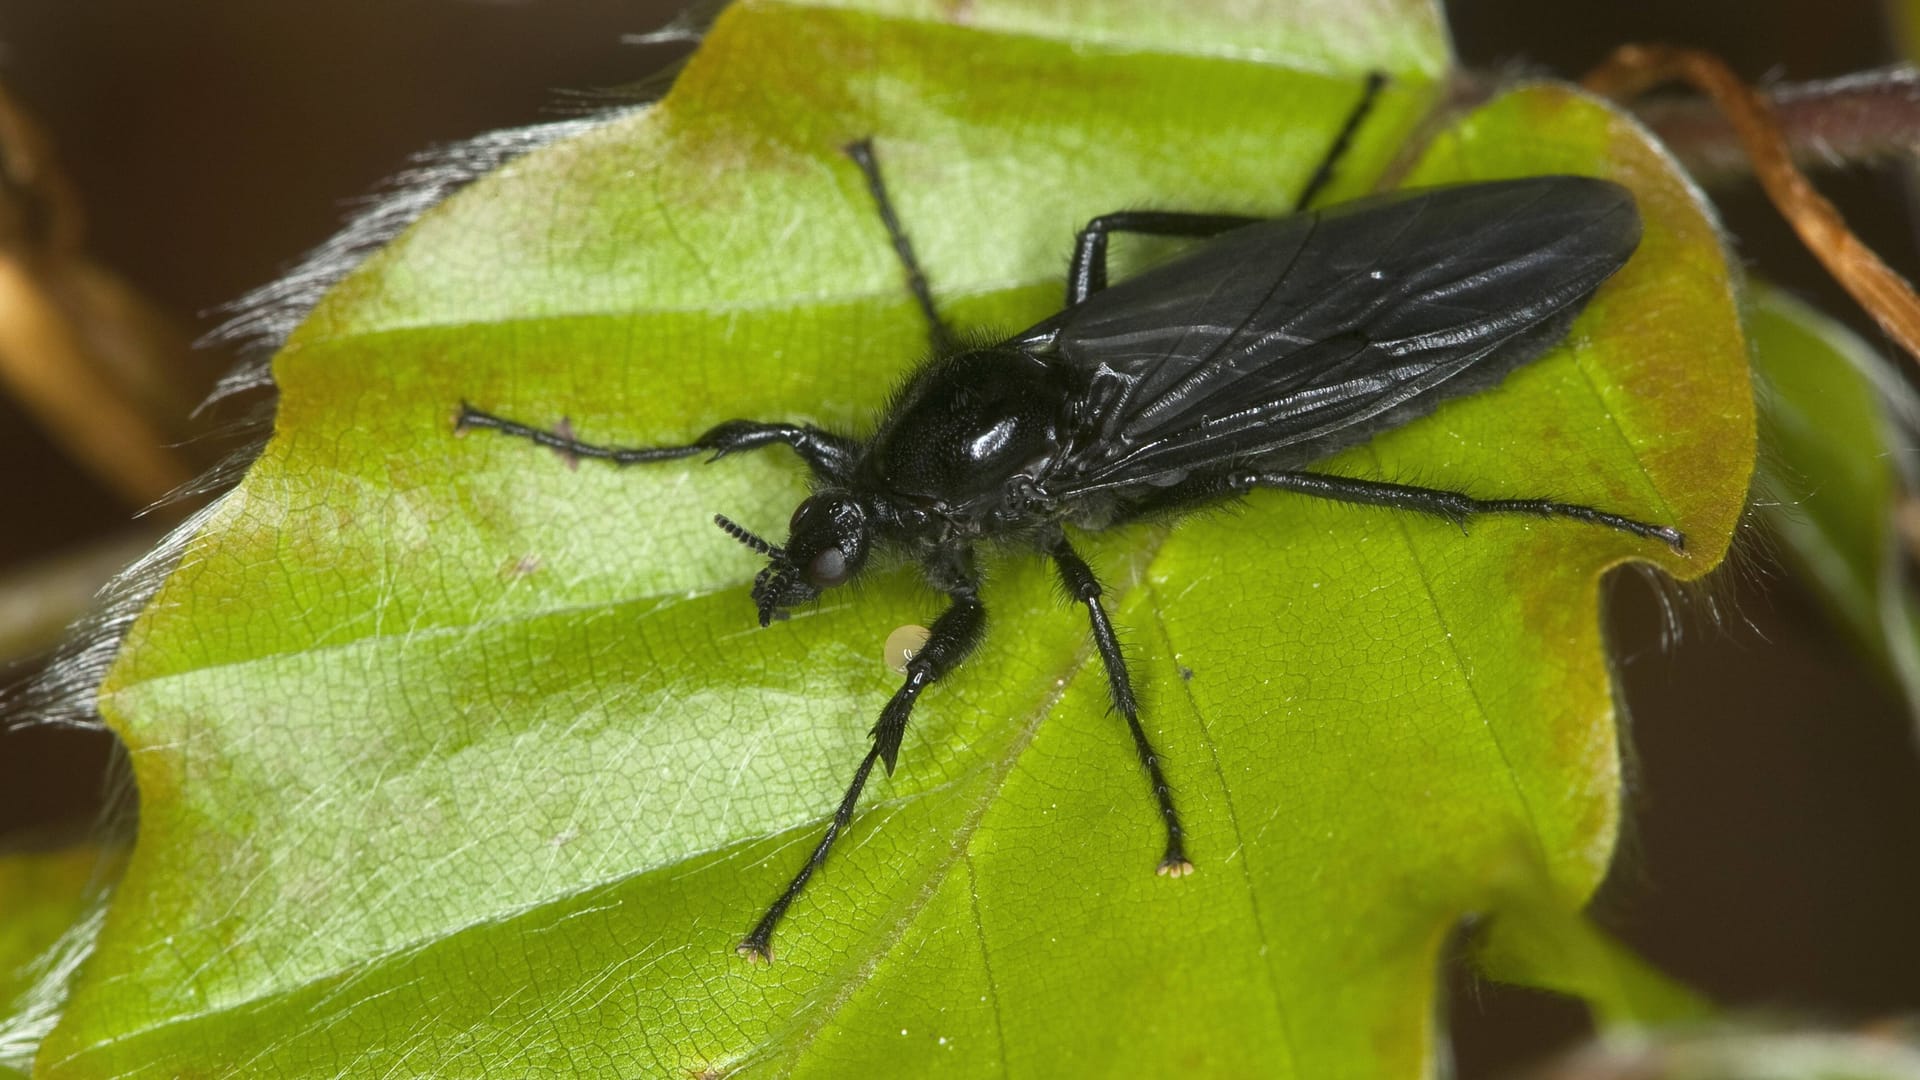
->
<box><xmin>1292</xmin><ymin>70</ymin><xmax>1387</xmax><ymax>212</ymax></box>
<box><xmin>1254</xmin><ymin>471</ymin><xmax>1687</xmax><ymax>552</ymax></box>
<box><xmin>1065</xmin><ymin>210</ymin><xmax>1261</xmax><ymax>307</ymax></box>
<box><xmin>1115</xmin><ymin>467</ymin><xmax>1685</xmax><ymax>552</ymax></box>
<box><xmin>843</xmin><ymin>138</ymin><xmax>956</xmax><ymax>352</ymax></box>
<box><xmin>1061</xmin><ymin>70</ymin><xmax>1386</xmax><ymax>307</ymax></box>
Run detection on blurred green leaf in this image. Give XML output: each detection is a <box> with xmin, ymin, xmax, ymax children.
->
<box><xmin>0</xmin><ymin>847</ymin><xmax>118</xmax><ymax>1074</ymax></box>
<box><xmin>1750</xmin><ymin>287</ymin><xmax>1920</xmax><ymax>719</ymax></box>
<box><xmin>0</xmin><ymin>850</ymin><xmax>101</xmax><ymax>1011</ymax></box>
<box><xmin>38</xmin><ymin>1</ymin><xmax>1750</xmax><ymax>1076</ymax></box>
<box><xmin>1475</xmin><ymin>872</ymin><xmax>1710</xmax><ymax>1028</ymax></box>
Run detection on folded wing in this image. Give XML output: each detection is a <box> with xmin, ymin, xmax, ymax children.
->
<box><xmin>1016</xmin><ymin>177</ymin><xmax>1642</xmax><ymax>493</ymax></box>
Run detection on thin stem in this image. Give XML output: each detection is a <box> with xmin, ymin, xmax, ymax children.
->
<box><xmin>1632</xmin><ymin>66</ymin><xmax>1920</xmax><ymax>184</ymax></box>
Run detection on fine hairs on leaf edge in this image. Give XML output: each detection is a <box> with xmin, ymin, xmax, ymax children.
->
<box><xmin>4</xmin><ymin>98</ymin><xmax>657</xmax><ymax>738</ymax></box>
<box><xmin>5</xmin><ymin>33</ymin><xmax>691</xmax><ymax>741</ymax></box>
<box><xmin>197</xmin><ymin>110</ymin><xmax>633</xmax><ymax>407</ymax></box>
<box><xmin>194</xmin><ymin>11</ymin><xmax>705</xmax><ymax>406</ymax></box>
<box><xmin>0</xmin><ymin>46</ymin><xmax>682</xmax><ymax>1073</ymax></box>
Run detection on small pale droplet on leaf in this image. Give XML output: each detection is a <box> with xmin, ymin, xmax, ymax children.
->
<box><xmin>884</xmin><ymin>624</ymin><xmax>931</xmax><ymax>673</ymax></box>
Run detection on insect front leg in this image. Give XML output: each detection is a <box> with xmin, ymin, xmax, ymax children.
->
<box><xmin>1046</xmin><ymin>536</ymin><xmax>1193</xmax><ymax>878</ymax></box>
<box><xmin>455</xmin><ymin>405</ymin><xmax>859</xmax><ymax>484</ymax></box>
<box><xmin>737</xmin><ymin>586</ymin><xmax>987</xmax><ymax>963</ymax></box>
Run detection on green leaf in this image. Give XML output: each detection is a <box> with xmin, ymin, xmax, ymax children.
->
<box><xmin>1473</xmin><ymin>870</ymin><xmax>1709</xmax><ymax>1029</ymax></box>
<box><xmin>0</xmin><ymin>847</ymin><xmax>119</xmax><ymax>1073</ymax></box>
<box><xmin>1749</xmin><ymin>287</ymin><xmax>1920</xmax><ymax>716</ymax></box>
<box><xmin>45</xmin><ymin>1</ymin><xmax>1750</xmax><ymax>1076</ymax></box>
<box><xmin>0</xmin><ymin>850</ymin><xmax>95</xmax><ymax>1007</ymax></box>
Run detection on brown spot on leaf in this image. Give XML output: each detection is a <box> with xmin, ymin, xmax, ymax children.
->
<box><xmin>498</xmin><ymin>554</ymin><xmax>542</xmax><ymax>580</ymax></box>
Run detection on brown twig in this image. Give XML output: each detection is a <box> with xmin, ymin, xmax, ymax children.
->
<box><xmin>0</xmin><ymin>260</ymin><xmax>194</xmax><ymax>503</ymax></box>
<box><xmin>1584</xmin><ymin>45</ymin><xmax>1920</xmax><ymax>367</ymax></box>
<box><xmin>0</xmin><ymin>84</ymin><xmax>202</xmax><ymax>507</ymax></box>
<box><xmin>1631</xmin><ymin>65</ymin><xmax>1920</xmax><ymax>184</ymax></box>
<box><xmin>0</xmin><ymin>84</ymin><xmax>83</xmax><ymax>257</ymax></box>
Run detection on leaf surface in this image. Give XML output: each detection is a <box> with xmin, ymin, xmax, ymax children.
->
<box><xmin>0</xmin><ymin>848</ymin><xmax>117</xmax><ymax>1075</ymax></box>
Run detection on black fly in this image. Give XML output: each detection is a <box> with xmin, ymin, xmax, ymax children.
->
<box><xmin>455</xmin><ymin>75</ymin><xmax>1684</xmax><ymax>962</ymax></box>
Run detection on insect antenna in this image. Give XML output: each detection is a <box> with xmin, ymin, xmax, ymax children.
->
<box><xmin>713</xmin><ymin>514</ymin><xmax>783</xmax><ymax>558</ymax></box>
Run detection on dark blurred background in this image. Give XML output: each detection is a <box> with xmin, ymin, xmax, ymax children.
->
<box><xmin>0</xmin><ymin>2</ymin><xmax>1913</xmax><ymax>1076</ymax></box>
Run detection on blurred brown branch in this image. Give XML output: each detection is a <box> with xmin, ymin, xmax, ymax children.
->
<box><xmin>0</xmin><ymin>84</ymin><xmax>205</xmax><ymax>507</ymax></box>
<box><xmin>1587</xmin><ymin>46</ymin><xmax>1920</xmax><ymax>369</ymax></box>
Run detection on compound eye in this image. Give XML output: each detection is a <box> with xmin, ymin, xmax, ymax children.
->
<box><xmin>807</xmin><ymin>546</ymin><xmax>850</xmax><ymax>588</ymax></box>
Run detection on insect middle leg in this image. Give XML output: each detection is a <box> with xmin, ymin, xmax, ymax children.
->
<box><xmin>737</xmin><ymin>586</ymin><xmax>987</xmax><ymax>963</ymax></box>
<box><xmin>1047</xmin><ymin>535</ymin><xmax>1193</xmax><ymax>877</ymax></box>
<box><xmin>455</xmin><ymin>404</ymin><xmax>859</xmax><ymax>484</ymax></box>
<box><xmin>1118</xmin><ymin>468</ymin><xmax>1687</xmax><ymax>552</ymax></box>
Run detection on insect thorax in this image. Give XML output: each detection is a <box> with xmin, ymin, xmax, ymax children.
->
<box><xmin>859</xmin><ymin>347</ymin><xmax>1079</xmax><ymax>510</ymax></box>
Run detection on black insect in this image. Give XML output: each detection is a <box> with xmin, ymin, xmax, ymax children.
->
<box><xmin>456</xmin><ymin>75</ymin><xmax>1683</xmax><ymax>962</ymax></box>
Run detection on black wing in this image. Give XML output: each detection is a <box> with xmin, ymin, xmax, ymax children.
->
<box><xmin>1015</xmin><ymin>177</ymin><xmax>1642</xmax><ymax>493</ymax></box>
